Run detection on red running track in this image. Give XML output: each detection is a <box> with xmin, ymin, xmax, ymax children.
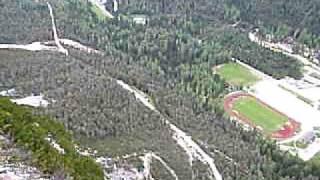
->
<box><xmin>224</xmin><ymin>92</ymin><xmax>300</xmax><ymax>140</ymax></box>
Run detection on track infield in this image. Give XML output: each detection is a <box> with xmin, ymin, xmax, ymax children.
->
<box><xmin>233</xmin><ymin>96</ymin><xmax>288</xmax><ymax>133</ymax></box>
<box><xmin>224</xmin><ymin>92</ymin><xmax>300</xmax><ymax>139</ymax></box>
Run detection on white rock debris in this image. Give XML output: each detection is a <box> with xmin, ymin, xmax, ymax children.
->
<box><xmin>96</xmin><ymin>157</ymin><xmax>113</xmax><ymax>169</ymax></box>
<box><xmin>0</xmin><ymin>172</ymin><xmax>23</xmax><ymax>180</ymax></box>
<box><xmin>146</xmin><ymin>152</ymin><xmax>179</xmax><ymax>180</ymax></box>
<box><xmin>11</xmin><ymin>94</ymin><xmax>50</xmax><ymax>107</ymax></box>
<box><xmin>97</xmin><ymin>151</ymin><xmax>179</xmax><ymax>180</ymax></box>
<box><xmin>0</xmin><ymin>164</ymin><xmax>47</xmax><ymax>180</ymax></box>
<box><xmin>140</xmin><ymin>153</ymin><xmax>155</xmax><ymax>180</ymax></box>
<box><xmin>0</xmin><ymin>89</ymin><xmax>16</xmax><ymax>96</ymax></box>
<box><xmin>75</xmin><ymin>145</ymin><xmax>98</xmax><ymax>157</ymax></box>
<box><xmin>45</xmin><ymin>135</ymin><xmax>65</xmax><ymax>154</ymax></box>
<box><xmin>120</xmin><ymin>152</ymin><xmax>139</xmax><ymax>159</ymax></box>
<box><xmin>0</xmin><ymin>136</ymin><xmax>49</xmax><ymax>180</ymax></box>
<box><xmin>109</xmin><ymin>166</ymin><xmax>143</xmax><ymax>180</ymax></box>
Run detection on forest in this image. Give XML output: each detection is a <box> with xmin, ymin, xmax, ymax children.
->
<box><xmin>0</xmin><ymin>0</ymin><xmax>319</xmax><ymax>179</ymax></box>
<box><xmin>225</xmin><ymin>0</ymin><xmax>320</xmax><ymax>48</ymax></box>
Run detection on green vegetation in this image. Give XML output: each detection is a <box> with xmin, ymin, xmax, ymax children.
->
<box><xmin>1</xmin><ymin>0</ymin><xmax>319</xmax><ymax>179</ymax></box>
<box><xmin>0</xmin><ymin>97</ymin><xmax>104</xmax><ymax>179</ymax></box>
<box><xmin>296</xmin><ymin>141</ymin><xmax>309</xmax><ymax>149</ymax></box>
<box><xmin>225</xmin><ymin>0</ymin><xmax>320</xmax><ymax>48</ymax></box>
<box><xmin>310</xmin><ymin>154</ymin><xmax>320</xmax><ymax>169</ymax></box>
<box><xmin>233</xmin><ymin>96</ymin><xmax>288</xmax><ymax>133</ymax></box>
<box><xmin>216</xmin><ymin>63</ymin><xmax>259</xmax><ymax>86</ymax></box>
<box><xmin>284</xmin><ymin>141</ymin><xmax>308</xmax><ymax>149</ymax></box>
<box><xmin>90</xmin><ymin>4</ymin><xmax>106</xmax><ymax>21</ymax></box>
<box><xmin>179</xmin><ymin>63</ymin><xmax>226</xmax><ymax>110</ymax></box>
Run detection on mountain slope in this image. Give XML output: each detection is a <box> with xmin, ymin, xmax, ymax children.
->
<box><xmin>0</xmin><ymin>0</ymin><xmax>320</xmax><ymax>179</ymax></box>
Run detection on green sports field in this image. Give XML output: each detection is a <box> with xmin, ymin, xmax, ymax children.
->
<box><xmin>217</xmin><ymin>63</ymin><xmax>259</xmax><ymax>86</ymax></box>
<box><xmin>233</xmin><ymin>96</ymin><xmax>288</xmax><ymax>133</ymax></box>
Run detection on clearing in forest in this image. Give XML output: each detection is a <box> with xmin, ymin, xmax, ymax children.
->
<box><xmin>233</xmin><ymin>96</ymin><xmax>288</xmax><ymax>133</ymax></box>
<box><xmin>216</xmin><ymin>63</ymin><xmax>259</xmax><ymax>86</ymax></box>
<box><xmin>90</xmin><ymin>3</ymin><xmax>107</xmax><ymax>21</ymax></box>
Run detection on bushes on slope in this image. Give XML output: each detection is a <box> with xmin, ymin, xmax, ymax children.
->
<box><xmin>0</xmin><ymin>97</ymin><xmax>104</xmax><ymax>180</ymax></box>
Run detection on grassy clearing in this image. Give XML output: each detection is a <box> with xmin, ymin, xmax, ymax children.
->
<box><xmin>90</xmin><ymin>4</ymin><xmax>106</xmax><ymax>21</ymax></box>
<box><xmin>216</xmin><ymin>63</ymin><xmax>259</xmax><ymax>86</ymax></box>
<box><xmin>233</xmin><ymin>96</ymin><xmax>288</xmax><ymax>133</ymax></box>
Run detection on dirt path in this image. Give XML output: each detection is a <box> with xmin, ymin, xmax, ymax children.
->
<box><xmin>0</xmin><ymin>42</ymin><xmax>60</xmax><ymax>52</ymax></box>
<box><xmin>88</xmin><ymin>0</ymin><xmax>114</xmax><ymax>19</ymax></box>
<box><xmin>59</xmin><ymin>39</ymin><xmax>103</xmax><ymax>54</ymax></box>
<box><xmin>47</xmin><ymin>2</ymin><xmax>68</xmax><ymax>55</ymax></box>
<box><xmin>248</xmin><ymin>32</ymin><xmax>320</xmax><ymax>71</ymax></box>
<box><xmin>140</xmin><ymin>152</ymin><xmax>179</xmax><ymax>180</ymax></box>
<box><xmin>0</xmin><ymin>3</ymin><xmax>68</xmax><ymax>55</ymax></box>
<box><xmin>116</xmin><ymin>80</ymin><xmax>223</xmax><ymax>180</ymax></box>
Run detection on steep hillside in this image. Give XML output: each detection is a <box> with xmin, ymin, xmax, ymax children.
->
<box><xmin>0</xmin><ymin>97</ymin><xmax>104</xmax><ymax>179</ymax></box>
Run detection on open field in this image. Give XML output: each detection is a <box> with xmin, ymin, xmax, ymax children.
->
<box><xmin>216</xmin><ymin>63</ymin><xmax>259</xmax><ymax>86</ymax></box>
<box><xmin>233</xmin><ymin>96</ymin><xmax>288</xmax><ymax>133</ymax></box>
<box><xmin>90</xmin><ymin>4</ymin><xmax>107</xmax><ymax>21</ymax></box>
<box><xmin>224</xmin><ymin>92</ymin><xmax>300</xmax><ymax>139</ymax></box>
<box><xmin>88</xmin><ymin>0</ymin><xmax>115</xmax><ymax>20</ymax></box>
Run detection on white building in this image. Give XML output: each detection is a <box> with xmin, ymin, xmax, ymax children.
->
<box><xmin>132</xmin><ymin>15</ymin><xmax>148</xmax><ymax>25</ymax></box>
